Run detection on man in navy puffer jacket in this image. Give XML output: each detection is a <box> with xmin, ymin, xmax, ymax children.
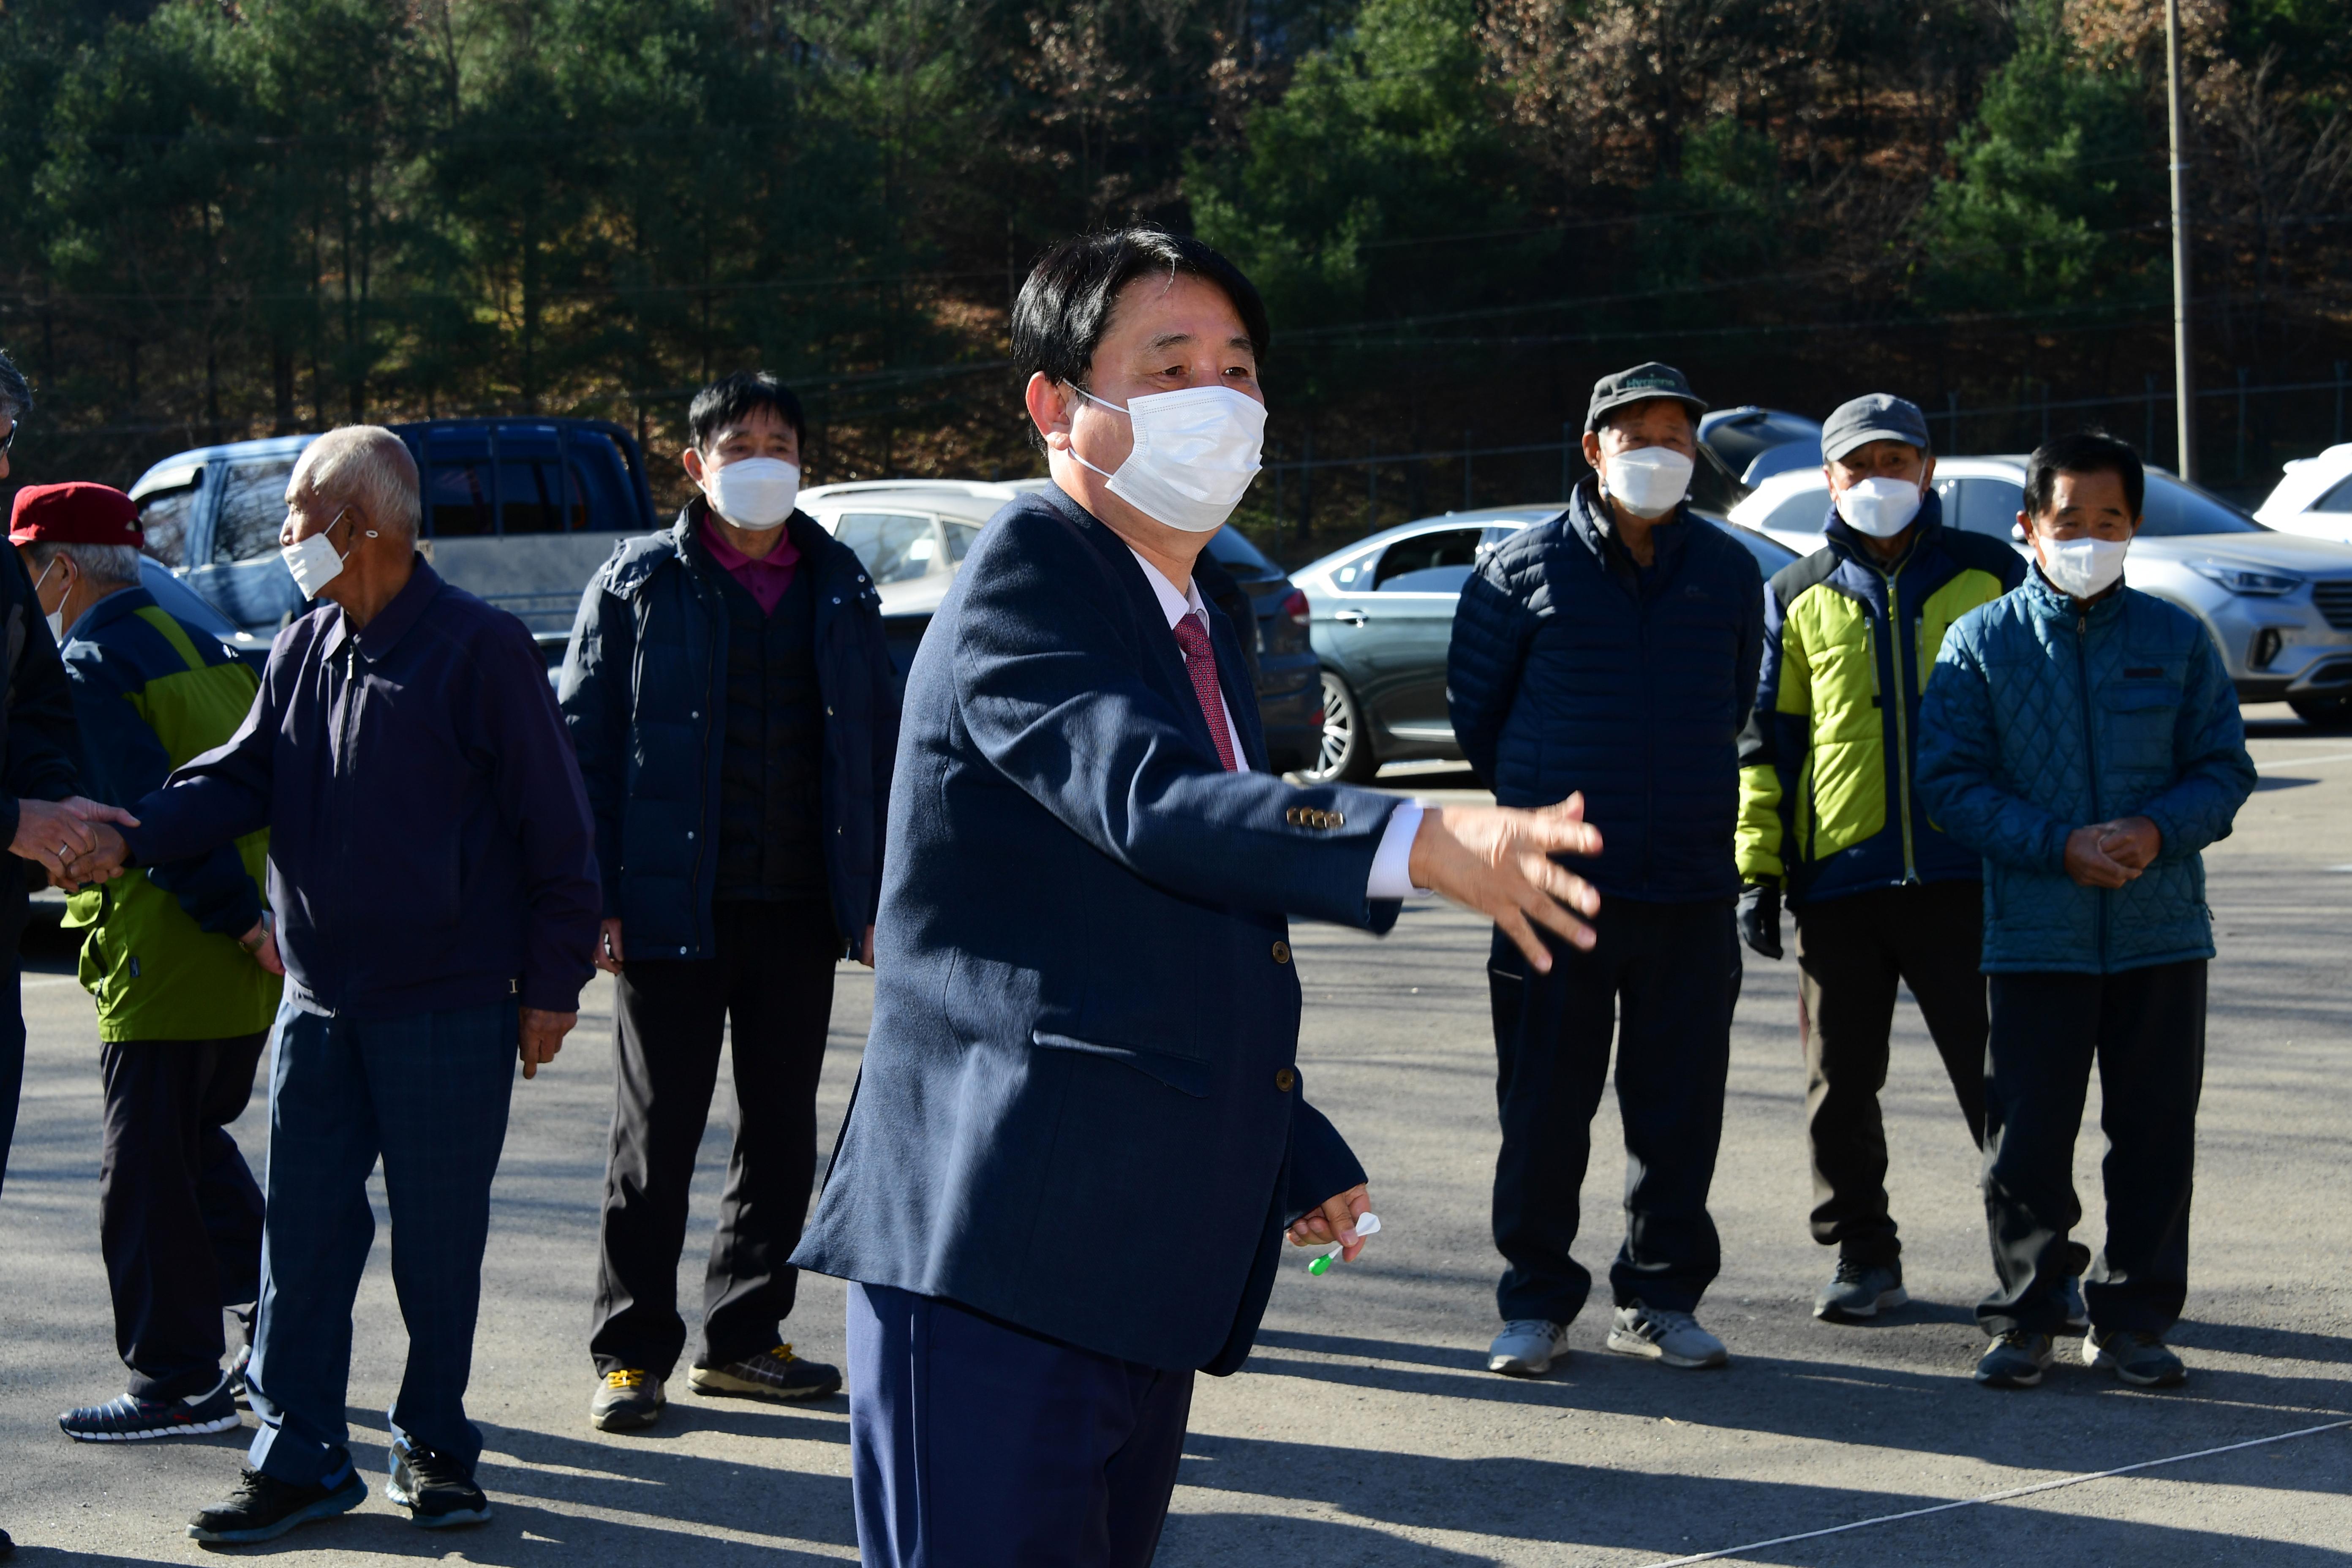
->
<box><xmin>561</xmin><ymin>373</ymin><xmax>898</xmax><ymax>1429</ymax></box>
<box><xmin>1449</xmin><ymin>363</ymin><xmax>1764</xmax><ymax>1377</ymax></box>
<box><xmin>1917</xmin><ymin>430</ymin><xmax>2254</xmax><ymax>1393</ymax></box>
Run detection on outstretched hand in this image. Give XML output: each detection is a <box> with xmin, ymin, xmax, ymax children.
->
<box><xmin>1407</xmin><ymin>796</ymin><xmax>1604</xmax><ymax>971</ymax></box>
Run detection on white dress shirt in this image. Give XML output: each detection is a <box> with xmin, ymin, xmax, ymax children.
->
<box><xmin>1129</xmin><ymin>545</ymin><xmax>1427</xmax><ymax>901</ymax></box>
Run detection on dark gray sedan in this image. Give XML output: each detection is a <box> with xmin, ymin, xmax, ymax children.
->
<box><xmin>1293</xmin><ymin>505</ymin><xmax>1800</xmax><ymax>781</ymax></box>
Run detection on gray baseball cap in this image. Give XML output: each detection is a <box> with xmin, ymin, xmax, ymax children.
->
<box><xmin>1822</xmin><ymin>394</ymin><xmax>1931</xmax><ymax>462</ymax></box>
<box><xmin>1585</xmin><ymin>362</ymin><xmax>1707</xmax><ymax>433</ymax></box>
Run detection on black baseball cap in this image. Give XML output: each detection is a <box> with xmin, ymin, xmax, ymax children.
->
<box><xmin>1585</xmin><ymin>362</ymin><xmax>1708</xmax><ymax>433</ymax></box>
<box><xmin>1822</xmin><ymin>394</ymin><xmax>1932</xmax><ymax>462</ymax></box>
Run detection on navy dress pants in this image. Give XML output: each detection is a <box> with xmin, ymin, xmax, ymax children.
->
<box><xmin>245</xmin><ymin>999</ymin><xmax>517</xmax><ymax>1485</ymax></box>
<box><xmin>848</xmin><ymin>1281</ymin><xmax>1193</xmax><ymax>1568</ymax></box>
<box><xmin>1979</xmin><ymin>963</ymin><xmax>2206</xmax><ymax>1339</ymax></box>
<box><xmin>1489</xmin><ymin>898</ymin><xmax>1740</xmax><ymax>1323</ymax></box>
<box><xmin>99</xmin><ymin>1032</ymin><xmax>268</xmax><ymax>1400</ymax></box>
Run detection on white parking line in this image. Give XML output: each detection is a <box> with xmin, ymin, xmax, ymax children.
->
<box><xmin>2253</xmin><ymin>750</ymin><xmax>2352</xmax><ymax>772</ymax></box>
<box><xmin>1636</xmin><ymin>1418</ymin><xmax>2352</xmax><ymax>1568</ymax></box>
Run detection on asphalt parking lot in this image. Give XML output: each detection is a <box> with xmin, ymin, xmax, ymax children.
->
<box><xmin>0</xmin><ymin>705</ymin><xmax>2346</xmax><ymax>1564</ymax></box>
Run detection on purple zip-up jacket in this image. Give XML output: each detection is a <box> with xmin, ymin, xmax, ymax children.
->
<box><xmin>122</xmin><ymin>559</ymin><xmax>600</xmax><ymax>1020</ymax></box>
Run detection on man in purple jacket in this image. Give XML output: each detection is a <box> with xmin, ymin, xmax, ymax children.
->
<box><xmin>80</xmin><ymin>426</ymin><xmax>601</xmax><ymax>1544</ymax></box>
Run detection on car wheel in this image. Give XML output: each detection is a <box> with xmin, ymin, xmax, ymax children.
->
<box><xmin>2288</xmin><ymin>694</ymin><xmax>2352</xmax><ymax>730</ymax></box>
<box><xmin>1303</xmin><ymin>669</ymin><xmax>1379</xmax><ymax>783</ymax></box>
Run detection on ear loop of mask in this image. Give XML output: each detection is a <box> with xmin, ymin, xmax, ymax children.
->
<box><xmin>1064</xmin><ymin>386</ymin><xmax>1128</xmax><ymax>483</ymax></box>
<box><xmin>324</xmin><ymin>505</ymin><xmax>379</xmax><ymax>562</ymax></box>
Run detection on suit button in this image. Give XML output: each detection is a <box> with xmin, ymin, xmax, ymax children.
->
<box><xmin>1271</xmin><ymin>940</ymin><xmax>1291</xmax><ymax>964</ymax></box>
<box><xmin>1274</xmin><ymin>1067</ymin><xmax>1296</xmax><ymax>1092</ymax></box>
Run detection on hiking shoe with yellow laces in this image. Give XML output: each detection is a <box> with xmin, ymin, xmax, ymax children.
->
<box><xmin>689</xmin><ymin>1345</ymin><xmax>842</xmax><ymax>1403</ymax></box>
<box><xmin>588</xmin><ymin>1369</ymin><xmax>665</xmax><ymax>1432</ymax></box>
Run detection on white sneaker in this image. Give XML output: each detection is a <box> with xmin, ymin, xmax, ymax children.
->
<box><xmin>1487</xmin><ymin>1319</ymin><xmax>1570</xmax><ymax>1377</ymax></box>
<box><xmin>1607</xmin><ymin>1301</ymin><xmax>1728</xmax><ymax>1369</ymax></box>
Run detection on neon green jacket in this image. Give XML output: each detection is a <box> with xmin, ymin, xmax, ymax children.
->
<box><xmin>59</xmin><ymin>589</ymin><xmax>279</xmax><ymax>1042</ymax></box>
<box><xmin>1736</xmin><ymin>504</ymin><xmax>2025</xmax><ymax>907</ymax></box>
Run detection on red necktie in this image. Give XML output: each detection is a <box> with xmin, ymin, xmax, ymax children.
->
<box><xmin>1171</xmin><ymin>613</ymin><xmax>1239</xmax><ymax>772</ymax></box>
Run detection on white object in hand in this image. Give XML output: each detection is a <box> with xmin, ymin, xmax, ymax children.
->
<box><xmin>1307</xmin><ymin>1212</ymin><xmax>1381</xmax><ymax>1275</ymax></box>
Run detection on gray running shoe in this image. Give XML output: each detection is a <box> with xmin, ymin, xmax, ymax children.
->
<box><xmin>1607</xmin><ymin>1302</ymin><xmax>1728</xmax><ymax>1369</ymax></box>
<box><xmin>2085</xmin><ymin>1328</ymin><xmax>2186</xmax><ymax>1388</ymax></box>
<box><xmin>1974</xmin><ymin>1330</ymin><xmax>2055</xmax><ymax>1388</ymax></box>
<box><xmin>1486</xmin><ymin>1320</ymin><xmax>1570</xmax><ymax>1377</ymax></box>
<box><xmin>1814</xmin><ymin>1259</ymin><xmax>1908</xmax><ymax>1322</ymax></box>
<box><xmin>589</xmin><ymin>1369</ymin><xmax>665</xmax><ymax>1432</ymax></box>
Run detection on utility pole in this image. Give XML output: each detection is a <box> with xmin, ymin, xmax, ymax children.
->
<box><xmin>2167</xmin><ymin>0</ymin><xmax>2197</xmax><ymax>481</ymax></box>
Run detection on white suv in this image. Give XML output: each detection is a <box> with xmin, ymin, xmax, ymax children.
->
<box><xmin>1729</xmin><ymin>456</ymin><xmax>2352</xmax><ymax>725</ymax></box>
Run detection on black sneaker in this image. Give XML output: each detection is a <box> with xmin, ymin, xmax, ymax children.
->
<box><xmin>60</xmin><ymin>1382</ymin><xmax>240</xmax><ymax>1442</ymax></box>
<box><xmin>2086</xmin><ymin>1327</ymin><xmax>2187</xmax><ymax>1388</ymax></box>
<box><xmin>1814</xmin><ymin>1259</ymin><xmax>1908</xmax><ymax>1323</ymax></box>
<box><xmin>0</xmin><ymin>1524</ymin><xmax>14</xmax><ymax>1557</ymax></box>
<box><xmin>689</xmin><ymin>1344</ymin><xmax>842</xmax><ymax>1402</ymax></box>
<box><xmin>386</xmin><ymin>1438</ymin><xmax>490</xmax><ymax>1529</ymax></box>
<box><xmin>187</xmin><ymin>1464</ymin><xmax>366</xmax><ymax>1543</ymax></box>
<box><xmin>1974</xmin><ymin>1330</ymin><xmax>2055</xmax><ymax>1388</ymax></box>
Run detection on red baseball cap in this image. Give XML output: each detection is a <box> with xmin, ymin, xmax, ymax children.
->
<box><xmin>8</xmin><ymin>482</ymin><xmax>143</xmax><ymax>547</ymax></box>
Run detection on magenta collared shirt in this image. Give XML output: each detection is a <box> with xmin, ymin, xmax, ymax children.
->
<box><xmin>698</xmin><ymin>511</ymin><xmax>800</xmax><ymax>615</ymax></box>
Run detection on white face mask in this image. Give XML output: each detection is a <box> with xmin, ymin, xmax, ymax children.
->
<box><xmin>1070</xmin><ymin>385</ymin><xmax>1266</xmax><ymax>534</ymax></box>
<box><xmin>31</xmin><ymin>555</ymin><xmax>65</xmax><ymax>644</ymax></box>
<box><xmin>2037</xmin><ymin>534</ymin><xmax>2130</xmax><ymax>599</ymax></box>
<box><xmin>1601</xmin><ymin>445</ymin><xmax>1693</xmax><ymax>520</ymax></box>
<box><xmin>702</xmin><ymin>456</ymin><xmax>800</xmax><ymax>531</ymax></box>
<box><xmin>282</xmin><ymin>508</ymin><xmax>374</xmax><ymax>599</ymax></box>
<box><xmin>1835</xmin><ymin>475</ymin><xmax>1923</xmax><ymax>539</ymax></box>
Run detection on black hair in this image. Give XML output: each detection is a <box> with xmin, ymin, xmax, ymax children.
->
<box><xmin>687</xmin><ymin>372</ymin><xmax>806</xmax><ymax>453</ymax></box>
<box><xmin>1011</xmin><ymin>228</ymin><xmax>1271</xmax><ymax>394</ymax></box>
<box><xmin>0</xmin><ymin>346</ymin><xmax>31</xmax><ymax>422</ymax></box>
<box><xmin>2025</xmin><ymin>428</ymin><xmax>2144</xmax><ymax>520</ymax></box>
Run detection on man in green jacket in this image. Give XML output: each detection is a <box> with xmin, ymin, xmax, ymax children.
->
<box><xmin>11</xmin><ymin>484</ymin><xmax>285</xmax><ymax>1443</ymax></box>
<box><xmin>1735</xmin><ymin>395</ymin><xmax>2029</xmax><ymax>1325</ymax></box>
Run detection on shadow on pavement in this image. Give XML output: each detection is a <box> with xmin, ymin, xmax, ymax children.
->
<box><xmin>1171</xmin><ymin>1429</ymin><xmax>2352</xmax><ymax>1562</ymax></box>
<box><xmin>1238</xmin><ymin>1337</ymin><xmax>2350</xmax><ymax>1486</ymax></box>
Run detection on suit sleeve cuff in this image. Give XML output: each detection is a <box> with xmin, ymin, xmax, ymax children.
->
<box><xmin>1365</xmin><ymin>801</ymin><xmax>1432</xmax><ymax>901</ymax></box>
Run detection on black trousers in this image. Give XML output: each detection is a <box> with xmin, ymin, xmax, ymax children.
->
<box><xmin>591</xmin><ymin>900</ymin><xmax>839</xmax><ymax>1377</ymax></box>
<box><xmin>1794</xmin><ymin>880</ymin><xmax>1989</xmax><ymax>1266</ymax></box>
<box><xmin>98</xmin><ymin>1032</ymin><xmax>269</xmax><ymax>1402</ymax></box>
<box><xmin>1489</xmin><ymin>898</ymin><xmax>1739</xmax><ymax>1323</ymax></box>
<box><xmin>1979</xmin><ymin>962</ymin><xmax>2206</xmax><ymax>1338</ymax></box>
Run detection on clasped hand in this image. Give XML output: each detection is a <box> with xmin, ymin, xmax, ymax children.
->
<box><xmin>1288</xmin><ymin>1183</ymin><xmax>1372</xmax><ymax>1262</ymax></box>
<box><xmin>2063</xmin><ymin>816</ymin><xmax>2161</xmax><ymax>888</ymax></box>
<box><xmin>10</xmin><ymin>797</ymin><xmax>139</xmax><ymax>887</ymax></box>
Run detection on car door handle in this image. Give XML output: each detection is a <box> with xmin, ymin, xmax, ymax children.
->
<box><xmin>1334</xmin><ymin>608</ymin><xmax>1369</xmax><ymax>626</ymax></box>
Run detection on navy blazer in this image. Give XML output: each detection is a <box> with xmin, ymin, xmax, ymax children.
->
<box><xmin>792</xmin><ymin>484</ymin><xmax>1407</xmax><ymax>1375</ymax></box>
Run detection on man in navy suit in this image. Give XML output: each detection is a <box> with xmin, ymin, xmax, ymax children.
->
<box><xmin>792</xmin><ymin>229</ymin><xmax>1612</xmax><ymax>1566</ymax></box>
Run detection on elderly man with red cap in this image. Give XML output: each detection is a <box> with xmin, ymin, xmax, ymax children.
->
<box><xmin>11</xmin><ymin>482</ymin><xmax>286</xmax><ymax>1445</ymax></box>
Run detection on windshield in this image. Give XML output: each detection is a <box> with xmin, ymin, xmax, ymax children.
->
<box><xmin>2139</xmin><ymin>474</ymin><xmax>2265</xmax><ymax>536</ymax></box>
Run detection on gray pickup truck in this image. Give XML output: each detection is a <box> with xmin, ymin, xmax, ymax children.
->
<box><xmin>128</xmin><ymin>418</ymin><xmax>658</xmax><ymax>663</ymax></box>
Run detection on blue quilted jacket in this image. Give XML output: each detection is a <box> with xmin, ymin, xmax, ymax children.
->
<box><xmin>1915</xmin><ymin>571</ymin><xmax>2256</xmax><ymax>974</ymax></box>
<box><xmin>1448</xmin><ymin>476</ymin><xmax>1766</xmax><ymax>904</ymax></box>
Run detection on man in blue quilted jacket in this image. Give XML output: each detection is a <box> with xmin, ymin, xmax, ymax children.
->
<box><xmin>1449</xmin><ymin>363</ymin><xmax>1766</xmax><ymax>1378</ymax></box>
<box><xmin>1917</xmin><ymin>430</ymin><xmax>2255</xmax><ymax>1392</ymax></box>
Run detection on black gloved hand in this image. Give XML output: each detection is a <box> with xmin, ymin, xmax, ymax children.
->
<box><xmin>1737</xmin><ymin>881</ymin><xmax>1783</xmax><ymax>960</ymax></box>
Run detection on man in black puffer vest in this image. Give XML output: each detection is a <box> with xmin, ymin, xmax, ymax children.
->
<box><xmin>559</xmin><ymin>373</ymin><xmax>898</xmax><ymax>1432</ymax></box>
<box><xmin>1449</xmin><ymin>363</ymin><xmax>1764</xmax><ymax>1380</ymax></box>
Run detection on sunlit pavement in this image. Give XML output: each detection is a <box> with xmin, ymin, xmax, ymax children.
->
<box><xmin>1</xmin><ymin>706</ymin><xmax>2346</xmax><ymax>1563</ymax></box>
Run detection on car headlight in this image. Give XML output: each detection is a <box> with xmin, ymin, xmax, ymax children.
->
<box><xmin>2188</xmin><ymin>559</ymin><xmax>2303</xmax><ymax>596</ymax></box>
